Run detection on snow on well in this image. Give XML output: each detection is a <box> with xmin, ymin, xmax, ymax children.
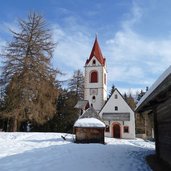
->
<box><xmin>74</xmin><ymin>118</ymin><xmax>106</xmax><ymax>127</ymax></box>
<box><xmin>0</xmin><ymin>132</ymin><xmax>155</xmax><ymax>171</ymax></box>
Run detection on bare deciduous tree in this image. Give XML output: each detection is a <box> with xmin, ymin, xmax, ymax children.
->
<box><xmin>68</xmin><ymin>69</ymin><xmax>84</xmax><ymax>100</ymax></box>
<box><xmin>0</xmin><ymin>12</ymin><xmax>59</xmax><ymax>131</ymax></box>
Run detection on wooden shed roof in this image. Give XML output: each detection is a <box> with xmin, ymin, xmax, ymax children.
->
<box><xmin>136</xmin><ymin>65</ymin><xmax>171</xmax><ymax>113</ymax></box>
<box><xmin>79</xmin><ymin>107</ymin><xmax>102</xmax><ymax>120</ymax></box>
<box><xmin>74</xmin><ymin>107</ymin><xmax>105</xmax><ymax>128</ymax></box>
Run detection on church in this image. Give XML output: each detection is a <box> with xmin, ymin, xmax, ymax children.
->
<box><xmin>79</xmin><ymin>37</ymin><xmax>135</xmax><ymax>139</ymax></box>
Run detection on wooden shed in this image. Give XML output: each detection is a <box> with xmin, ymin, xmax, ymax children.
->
<box><xmin>73</xmin><ymin>107</ymin><xmax>105</xmax><ymax>144</ymax></box>
<box><xmin>136</xmin><ymin>66</ymin><xmax>171</xmax><ymax>168</ymax></box>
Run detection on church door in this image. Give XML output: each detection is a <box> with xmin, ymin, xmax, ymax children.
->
<box><xmin>113</xmin><ymin>124</ymin><xmax>121</xmax><ymax>138</ymax></box>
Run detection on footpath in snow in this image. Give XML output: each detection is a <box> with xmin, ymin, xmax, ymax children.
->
<box><xmin>0</xmin><ymin>132</ymin><xmax>155</xmax><ymax>171</ymax></box>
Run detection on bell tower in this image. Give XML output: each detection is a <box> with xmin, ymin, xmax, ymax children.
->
<box><xmin>84</xmin><ymin>37</ymin><xmax>107</xmax><ymax>113</ymax></box>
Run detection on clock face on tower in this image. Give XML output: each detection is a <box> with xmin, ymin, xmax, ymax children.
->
<box><xmin>90</xmin><ymin>88</ymin><xmax>98</xmax><ymax>95</ymax></box>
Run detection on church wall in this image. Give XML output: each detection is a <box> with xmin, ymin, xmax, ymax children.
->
<box><xmin>84</xmin><ymin>56</ymin><xmax>107</xmax><ymax>112</ymax></box>
<box><xmin>99</xmin><ymin>90</ymin><xmax>135</xmax><ymax>139</ymax></box>
<box><xmin>83</xmin><ymin>37</ymin><xmax>135</xmax><ymax>139</ymax></box>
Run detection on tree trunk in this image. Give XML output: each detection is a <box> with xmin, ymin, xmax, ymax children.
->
<box><xmin>12</xmin><ymin>115</ymin><xmax>18</xmax><ymax>132</ymax></box>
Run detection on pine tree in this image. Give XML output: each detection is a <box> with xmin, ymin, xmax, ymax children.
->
<box><xmin>0</xmin><ymin>12</ymin><xmax>59</xmax><ymax>131</ymax></box>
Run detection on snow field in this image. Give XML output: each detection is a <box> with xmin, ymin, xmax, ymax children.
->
<box><xmin>0</xmin><ymin>133</ymin><xmax>155</xmax><ymax>171</ymax></box>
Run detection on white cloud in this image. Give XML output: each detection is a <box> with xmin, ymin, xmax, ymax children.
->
<box><xmin>51</xmin><ymin>24</ymin><xmax>92</xmax><ymax>81</ymax></box>
<box><xmin>105</xmin><ymin>2</ymin><xmax>171</xmax><ymax>91</ymax></box>
<box><xmin>0</xmin><ymin>21</ymin><xmax>19</xmax><ymax>36</ymax></box>
<box><xmin>117</xmin><ymin>87</ymin><xmax>143</xmax><ymax>96</ymax></box>
<box><xmin>121</xmin><ymin>2</ymin><xmax>142</xmax><ymax>31</ymax></box>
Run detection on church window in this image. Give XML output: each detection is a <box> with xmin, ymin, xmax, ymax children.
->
<box><xmin>115</xmin><ymin>106</ymin><xmax>118</xmax><ymax>111</ymax></box>
<box><xmin>115</xmin><ymin>94</ymin><xmax>118</xmax><ymax>99</ymax></box>
<box><xmin>124</xmin><ymin>126</ymin><xmax>129</xmax><ymax>133</ymax></box>
<box><xmin>90</xmin><ymin>71</ymin><xmax>98</xmax><ymax>83</ymax></box>
<box><xmin>92</xmin><ymin>96</ymin><xmax>96</xmax><ymax>103</ymax></box>
<box><xmin>92</xmin><ymin>60</ymin><xmax>96</xmax><ymax>65</ymax></box>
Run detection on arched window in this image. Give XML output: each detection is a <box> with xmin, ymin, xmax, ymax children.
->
<box><xmin>90</xmin><ymin>71</ymin><xmax>98</xmax><ymax>83</ymax></box>
<box><xmin>92</xmin><ymin>96</ymin><xmax>96</xmax><ymax>100</ymax></box>
<box><xmin>92</xmin><ymin>96</ymin><xmax>96</xmax><ymax>103</ymax></box>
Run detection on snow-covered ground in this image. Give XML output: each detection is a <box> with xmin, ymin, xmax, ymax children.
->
<box><xmin>0</xmin><ymin>132</ymin><xmax>155</xmax><ymax>171</ymax></box>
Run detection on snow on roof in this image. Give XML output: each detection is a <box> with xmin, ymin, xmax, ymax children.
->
<box><xmin>136</xmin><ymin>65</ymin><xmax>171</xmax><ymax>111</ymax></box>
<box><xmin>74</xmin><ymin>118</ymin><xmax>105</xmax><ymax>128</ymax></box>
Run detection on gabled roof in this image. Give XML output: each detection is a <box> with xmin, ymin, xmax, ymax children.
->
<box><xmin>80</xmin><ymin>107</ymin><xmax>102</xmax><ymax>120</ymax></box>
<box><xmin>74</xmin><ymin>107</ymin><xmax>105</xmax><ymax>128</ymax></box>
<box><xmin>85</xmin><ymin>37</ymin><xmax>106</xmax><ymax>66</ymax></box>
<box><xmin>99</xmin><ymin>88</ymin><xmax>134</xmax><ymax>114</ymax></box>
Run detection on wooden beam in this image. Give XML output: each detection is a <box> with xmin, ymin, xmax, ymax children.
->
<box><xmin>153</xmin><ymin>106</ymin><xmax>160</xmax><ymax>159</ymax></box>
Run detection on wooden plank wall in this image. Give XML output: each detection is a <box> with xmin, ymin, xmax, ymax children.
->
<box><xmin>157</xmin><ymin>97</ymin><xmax>171</xmax><ymax>166</ymax></box>
<box><xmin>75</xmin><ymin>127</ymin><xmax>105</xmax><ymax>144</ymax></box>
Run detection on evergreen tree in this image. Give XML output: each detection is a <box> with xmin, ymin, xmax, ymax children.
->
<box><xmin>123</xmin><ymin>92</ymin><xmax>127</xmax><ymax>101</ymax></box>
<box><xmin>68</xmin><ymin>69</ymin><xmax>84</xmax><ymax>100</ymax></box>
<box><xmin>56</xmin><ymin>90</ymin><xmax>79</xmax><ymax>133</ymax></box>
<box><xmin>126</xmin><ymin>93</ymin><xmax>136</xmax><ymax>110</ymax></box>
<box><xmin>109</xmin><ymin>84</ymin><xmax>115</xmax><ymax>97</ymax></box>
<box><xmin>0</xmin><ymin>12</ymin><xmax>59</xmax><ymax>131</ymax></box>
<box><xmin>34</xmin><ymin>88</ymin><xmax>79</xmax><ymax>133</ymax></box>
<box><xmin>137</xmin><ymin>90</ymin><xmax>145</xmax><ymax>101</ymax></box>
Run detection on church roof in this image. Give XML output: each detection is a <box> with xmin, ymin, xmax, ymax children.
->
<box><xmin>99</xmin><ymin>88</ymin><xmax>134</xmax><ymax>114</ymax></box>
<box><xmin>86</xmin><ymin>37</ymin><xmax>106</xmax><ymax>66</ymax></box>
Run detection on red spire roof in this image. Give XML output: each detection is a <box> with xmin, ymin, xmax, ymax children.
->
<box><xmin>86</xmin><ymin>37</ymin><xmax>106</xmax><ymax>66</ymax></box>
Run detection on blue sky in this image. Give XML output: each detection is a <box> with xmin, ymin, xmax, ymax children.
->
<box><xmin>0</xmin><ymin>0</ymin><xmax>171</xmax><ymax>95</ymax></box>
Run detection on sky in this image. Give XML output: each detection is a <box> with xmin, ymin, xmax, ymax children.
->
<box><xmin>0</xmin><ymin>0</ymin><xmax>171</xmax><ymax>95</ymax></box>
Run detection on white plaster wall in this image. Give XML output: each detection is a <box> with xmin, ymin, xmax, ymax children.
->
<box><xmin>100</xmin><ymin>89</ymin><xmax>135</xmax><ymax>139</ymax></box>
<box><xmin>84</xmin><ymin>56</ymin><xmax>107</xmax><ymax>112</ymax></box>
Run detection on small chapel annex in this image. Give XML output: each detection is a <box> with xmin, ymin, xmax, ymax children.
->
<box><xmin>76</xmin><ymin>36</ymin><xmax>135</xmax><ymax>139</ymax></box>
<box><xmin>99</xmin><ymin>88</ymin><xmax>135</xmax><ymax>139</ymax></box>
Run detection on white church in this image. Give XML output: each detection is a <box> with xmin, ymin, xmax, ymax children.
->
<box><xmin>78</xmin><ymin>37</ymin><xmax>135</xmax><ymax>139</ymax></box>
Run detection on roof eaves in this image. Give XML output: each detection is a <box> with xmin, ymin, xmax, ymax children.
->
<box><xmin>136</xmin><ymin>65</ymin><xmax>171</xmax><ymax>112</ymax></box>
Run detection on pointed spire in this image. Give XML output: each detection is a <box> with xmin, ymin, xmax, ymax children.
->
<box><xmin>86</xmin><ymin>36</ymin><xmax>106</xmax><ymax>66</ymax></box>
<box><xmin>95</xmin><ymin>33</ymin><xmax>98</xmax><ymax>39</ymax></box>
